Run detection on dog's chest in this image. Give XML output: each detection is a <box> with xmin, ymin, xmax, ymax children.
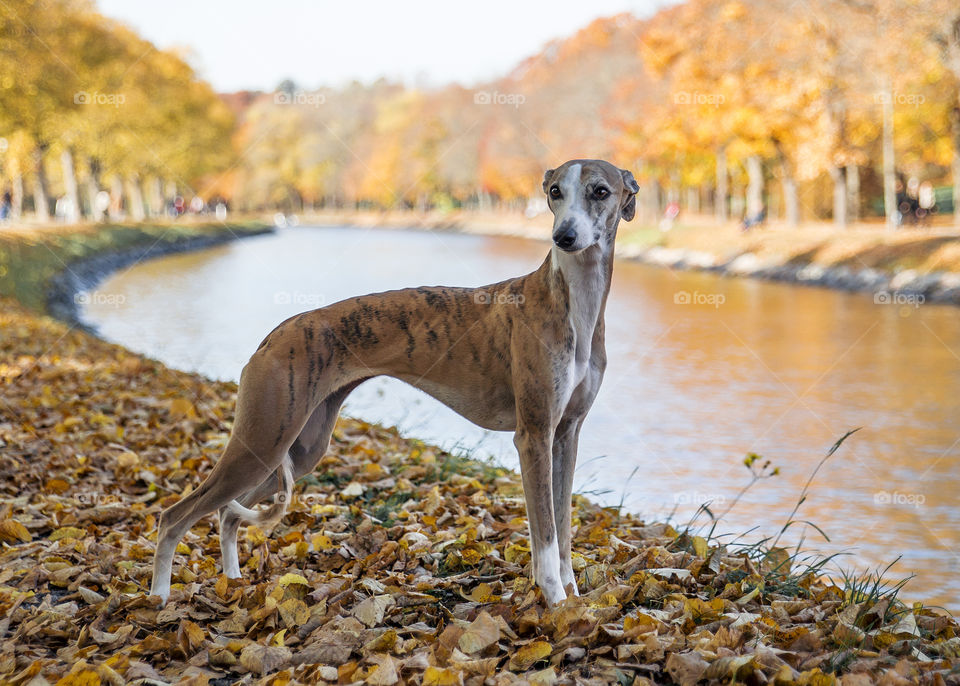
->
<box><xmin>559</xmin><ymin>266</ymin><xmax>604</xmax><ymax>399</ymax></box>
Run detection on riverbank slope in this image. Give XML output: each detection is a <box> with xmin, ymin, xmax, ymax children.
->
<box><xmin>1</xmin><ymin>223</ymin><xmax>958</xmax><ymax>684</ymax></box>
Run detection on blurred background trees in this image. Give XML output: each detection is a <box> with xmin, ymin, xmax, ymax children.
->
<box><xmin>0</xmin><ymin>0</ymin><xmax>232</xmax><ymax>222</ymax></box>
<box><xmin>1</xmin><ymin>0</ymin><xmax>958</xmax><ymax>227</ymax></box>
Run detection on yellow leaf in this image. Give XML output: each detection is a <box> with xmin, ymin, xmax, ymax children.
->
<box><xmin>116</xmin><ymin>451</ymin><xmax>139</xmax><ymax>468</ymax></box>
<box><xmin>692</xmin><ymin>535</ymin><xmax>708</xmax><ymax>557</ymax></box>
<box><xmin>55</xmin><ymin>669</ymin><xmax>101</xmax><ymax>686</ymax></box>
<box><xmin>278</xmin><ymin>598</ymin><xmax>310</xmax><ymax>628</ymax></box>
<box><xmin>178</xmin><ymin>619</ymin><xmax>205</xmax><ymax>653</ymax></box>
<box><xmin>49</xmin><ymin>526</ymin><xmax>86</xmax><ymax>541</ymax></box>
<box><xmin>215</xmin><ymin>574</ymin><xmax>230</xmax><ymax>599</ymax></box>
<box><xmin>624</xmin><ymin>612</ymin><xmax>659</xmax><ymax>634</ymax></box>
<box><xmin>422</xmin><ymin>667</ymin><xmax>463</xmax><ymax>686</ymax></box>
<box><xmin>278</xmin><ymin>572</ymin><xmax>308</xmax><ymax>587</ymax></box>
<box><xmin>169</xmin><ymin>397</ymin><xmax>197</xmax><ymax>418</ymax></box>
<box><xmin>246</xmin><ymin>525</ymin><xmax>266</xmax><ymax>546</ymax></box>
<box><xmin>504</xmin><ymin>543</ymin><xmax>530</xmax><ymax>564</ymax></box>
<box><xmin>44</xmin><ymin>478</ymin><xmax>70</xmax><ymax>494</ymax></box>
<box><xmin>467</xmin><ymin>582</ymin><xmax>500</xmax><ymax>603</ymax></box>
<box><xmin>312</xmin><ymin>533</ymin><xmax>335</xmax><ymax>551</ymax></box>
<box><xmin>508</xmin><ymin>640</ymin><xmax>552</xmax><ymax>671</ymax></box>
<box><xmin>0</xmin><ymin>519</ymin><xmax>31</xmax><ymax>543</ymax></box>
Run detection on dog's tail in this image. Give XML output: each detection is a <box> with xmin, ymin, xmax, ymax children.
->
<box><xmin>225</xmin><ymin>454</ymin><xmax>294</xmax><ymax>528</ymax></box>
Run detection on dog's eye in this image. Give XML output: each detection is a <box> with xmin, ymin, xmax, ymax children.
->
<box><xmin>549</xmin><ymin>185</ymin><xmax>561</xmax><ymax>199</ymax></box>
<box><xmin>594</xmin><ymin>187</ymin><xmax>610</xmax><ymax>200</ymax></box>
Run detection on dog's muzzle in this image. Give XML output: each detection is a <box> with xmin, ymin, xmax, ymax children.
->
<box><xmin>552</xmin><ymin>221</ymin><xmax>578</xmax><ymax>251</ymax></box>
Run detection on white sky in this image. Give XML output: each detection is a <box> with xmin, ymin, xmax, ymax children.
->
<box><xmin>95</xmin><ymin>0</ymin><xmax>674</xmax><ymax>92</ymax></box>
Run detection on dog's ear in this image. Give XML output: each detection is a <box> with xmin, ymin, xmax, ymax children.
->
<box><xmin>542</xmin><ymin>168</ymin><xmax>555</xmax><ymax>194</ymax></box>
<box><xmin>620</xmin><ymin>169</ymin><xmax>640</xmax><ymax>221</ymax></box>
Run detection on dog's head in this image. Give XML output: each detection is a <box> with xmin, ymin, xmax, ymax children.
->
<box><xmin>542</xmin><ymin>159</ymin><xmax>639</xmax><ymax>254</ymax></box>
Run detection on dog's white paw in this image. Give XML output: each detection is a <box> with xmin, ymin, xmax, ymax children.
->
<box><xmin>150</xmin><ymin>584</ymin><xmax>170</xmax><ymax>607</ymax></box>
<box><xmin>560</xmin><ymin>564</ymin><xmax>579</xmax><ymax>596</ymax></box>
<box><xmin>539</xmin><ymin>579</ymin><xmax>568</xmax><ymax>606</ymax></box>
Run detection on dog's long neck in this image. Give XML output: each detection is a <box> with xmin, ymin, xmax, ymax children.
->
<box><xmin>546</xmin><ymin>233</ymin><xmax>616</xmax><ymax>362</ymax></box>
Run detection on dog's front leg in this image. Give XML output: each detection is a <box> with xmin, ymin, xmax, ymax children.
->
<box><xmin>514</xmin><ymin>424</ymin><xmax>566</xmax><ymax>605</ymax></box>
<box><xmin>552</xmin><ymin>415</ymin><xmax>584</xmax><ymax>596</ymax></box>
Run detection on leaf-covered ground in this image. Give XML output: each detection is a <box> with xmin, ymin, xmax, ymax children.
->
<box><xmin>2</xmin><ymin>297</ymin><xmax>959</xmax><ymax>685</ymax></box>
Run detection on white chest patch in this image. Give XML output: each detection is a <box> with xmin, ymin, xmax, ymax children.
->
<box><xmin>553</xmin><ymin>249</ymin><xmax>605</xmax><ymax>405</ymax></box>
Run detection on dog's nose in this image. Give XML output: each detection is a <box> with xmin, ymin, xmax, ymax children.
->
<box><xmin>553</xmin><ymin>222</ymin><xmax>577</xmax><ymax>251</ymax></box>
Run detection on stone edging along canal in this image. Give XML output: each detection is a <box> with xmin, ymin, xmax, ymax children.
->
<box><xmin>616</xmin><ymin>244</ymin><xmax>960</xmax><ymax>307</ymax></box>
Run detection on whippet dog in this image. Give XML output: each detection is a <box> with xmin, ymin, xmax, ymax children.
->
<box><xmin>150</xmin><ymin>159</ymin><xmax>639</xmax><ymax>605</ymax></box>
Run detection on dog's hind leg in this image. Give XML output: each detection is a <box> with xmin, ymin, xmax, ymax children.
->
<box><xmin>150</xmin><ymin>437</ymin><xmax>293</xmax><ymax>603</ymax></box>
<box><xmin>218</xmin><ymin>378</ymin><xmax>367</xmax><ymax>578</ymax></box>
<box><xmin>150</xmin><ymin>355</ymin><xmax>315</xmax><ymax>603</ymax></box>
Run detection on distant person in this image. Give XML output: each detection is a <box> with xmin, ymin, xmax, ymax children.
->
<box><xmin>741</xmin><ymin>205</ymin><xmax>766</xmax><ymax>232</ymax></box>
<box><xmin>660</xmin><ymin>201</ymin><xmax>680</xmax><ymax>232</ymax></box>
<box><xmin>901</xmin><ymin>177</ymin><xmax>921</xmax><ymax>225</ymax></box>
<box><xmin>895</xmin><ymin>178</ymin><xmax>908</xmax><ymax>226</ymax></box>
<box><xmin>917</xmin><ymin>182</ymin><xmax>936</xmax><ymax>226</ymax></box>
<box><xmin>0</xmin><ymin>191</ymin><xmax>11</xmax><ymax>221</ymax></box>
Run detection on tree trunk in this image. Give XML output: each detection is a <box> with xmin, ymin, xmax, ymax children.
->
<box><xmin>730</xmin><ymin>184</ymin><xmax>745</xmax><ymax>220</ymax></box>
<box><xmin>109</xmin><ymin>176</ymin><xmax>125</xmax><ymax>221</ymax></box>
<box><xmin>883</xmin><ymin>80</ymin><xmax>898</xmax><ymax>230</ymax></box>
<box><xmin>830</xmin><ymin>166</ymin><xmax>847</xmax><ymax>229</ymax></box>
<box><xmin>685</xmin><ymin>187</ymin><xmax>699</xmax><ymax>213</ymax></box>
<box><xmin>85</xmin><ymin>157</ymin><xmax>104</xmax><ymax>222</ymax></box>
<box><xmin>952</xmin><ymin>104</ymin><xmax>960</xmax><ymax>229</ymax></box>
<box><xmin>149</xmin><ymin>177</ymin><xmax>164</xmax><ymax>217</ymax></box>
<box><xmin>126</xmin><ymin>176</ymin><xmax>146</xmax><ymax>221</ymax></box>
<box><xmin>846</xmin><ymin>164</ymin><xmax>860</xmax><ymax>223</ymax></box>
<box><xmin>774</xmin><ymin>143</ymin><xmax>799</xmax><ymax>227</ymax></box>
<box><xmin>782</xmin><ymin>175</ymin><xmax>799</xmax><ymax>228</ymax></box>
<box><xmin>954</xmin><ymin>139</ymin><xmax>960</xmax><ymax>230</ymax></box>
<box><xmin>715</xmin><ymin>148</ymin><xmax>728</xmax><ymax>222</ymax></box>
<box><xmin>60</xmin><ymin>148</ymin><xmax>81</xmax><ymax>224</ymax></box>
<box><xmin>32</xmin><ymin>147</ymin><xmax>50</xmax><ymax>222</ymax></box>
<box><xmin>11</xmin><ymin>174</ymin><xmax>23</xmax><ymax>221</ymax></box>
<box><xmin>745</xmin><ymin>155</ymin><xmax>763</xmax><ymax>219</ymax></box>
<box><xmin>644</xmin><ymin>179</ymin><xmax>659</xmax><ymax>225</ymax></box>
